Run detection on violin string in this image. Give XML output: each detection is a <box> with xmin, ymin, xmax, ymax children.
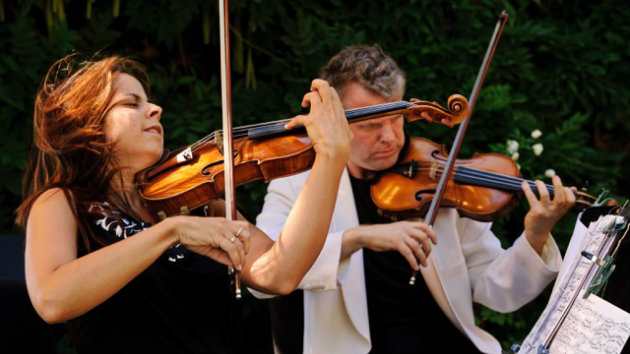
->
<box><xmin>234</xmin><ymin>118</ymin><xmax>292</xmax><ymax>132</ymax></box>
<box><xmin>228</xmin><ymin>102</ymin><xmax>407</xmax><ymax>140</ymax></box>
<box><xmin>189</xmin><ymin>119</ymin><xmax>291</xmax><ymax>150</ymax></box>
<box><xmin>344</xmin><ymin>101</ymin><xmax>409</xmax><ymax>116</ymax></box>
<box><xmin>411</xmin><ymin>165</ymin><xmax>556</xmax><ymax>194</ymax></box>
<box><xmin>456</xmin><ymin>168</ymin><xmax>554</xmax><ymax>193</ymax></box>
<box><xmin>190</xmin><ymin>117</ymin><xmax>304</xmax><ymax>150</ymax></box>
<box><xmin>447</xmin><ymin>166</ymin><xmax>550</xmax><ymax>191</ymax></box>
<box><xmin>186</xmin><ymin>101</ymin><xmax>411</xmax><ymax>151</ymax></box>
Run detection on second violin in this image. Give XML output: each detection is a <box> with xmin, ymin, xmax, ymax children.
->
<box><xmin>370</xmin><ymin>137</ymin><xmax>601</xmax><ymax>222</ymax></box>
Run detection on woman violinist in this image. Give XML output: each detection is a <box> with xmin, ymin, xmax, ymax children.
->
<box><xmin>15</xmin><ymin>55</ymin><xmax>352</xmax><ymax>353</ymax></box>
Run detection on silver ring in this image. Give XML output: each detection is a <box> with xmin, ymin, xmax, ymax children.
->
<box><xmin>229</xmin><ymin>235</ymin><xmax>236</xmax><ymax>243</ymax></box>
<box><xmin>234</xmin><ymin>226</ymin><xmax>244</xmax><ymax>238</ymax></box>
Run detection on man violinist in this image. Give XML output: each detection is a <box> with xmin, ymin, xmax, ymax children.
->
<box><xmin>254</xmin><ymin>45</ymin><xmax>576</xmax><ymax>354</ymax></box>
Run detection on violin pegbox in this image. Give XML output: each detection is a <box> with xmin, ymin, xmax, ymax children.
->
<box><xmin>406</xmin><ymin>94</ymin><xmax>469</xmax><ymax>127</ymax></box>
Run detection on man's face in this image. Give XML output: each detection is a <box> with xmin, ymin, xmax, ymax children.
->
<box><xmin>340</xmin><ymin>82</ymin><xmax>405</xmax><ymax>178</ymax></box>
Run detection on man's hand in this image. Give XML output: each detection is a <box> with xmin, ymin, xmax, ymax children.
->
<box><xmin>522</xmin><ymin>175</ymin><xmax>576</xmax><ymax>254</ymax></box>
<box><xmin>341</xmin><ymin>221</ymin><xmax>436</xmax><ymax>270</ymax></box>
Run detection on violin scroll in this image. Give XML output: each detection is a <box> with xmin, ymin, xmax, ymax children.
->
<box><xmin>406</xmin><ymin>94</ymin><xmax>468</xmax><ymax>127</ymax></box>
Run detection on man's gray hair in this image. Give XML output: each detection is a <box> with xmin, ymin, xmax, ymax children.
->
<box><xmin>319</xmin><ymin>45</ymin><xmax>405</xmax><ymax>99</ymax></box>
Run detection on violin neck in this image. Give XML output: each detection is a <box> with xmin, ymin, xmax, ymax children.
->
<box><xmin>454</xmin><ymin>166</ymin><xmax>556</xmax><ymax>198</ymax></box>
<box><xmin>247</xmin><ymin>101</ymin><xmax>413</xmax><ymax>140</ymax></box>
<box><xmin>345</xmin><ymin>101</ymin><xmax>412</xmax><ymax>120</ymax></box>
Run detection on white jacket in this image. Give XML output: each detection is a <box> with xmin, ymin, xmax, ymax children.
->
<box><xmin>255</xmin><ymin>169</ymin><xmax>562</xmax><ymax>354</ymax></box>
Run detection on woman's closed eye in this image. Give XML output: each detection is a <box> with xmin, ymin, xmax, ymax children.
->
<box><xmin>119</xmin><ymin>93</ymin><xmax>146</xmax><ymax>108</ymax></box>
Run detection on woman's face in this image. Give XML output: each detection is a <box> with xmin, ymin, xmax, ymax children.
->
<box><xmin>104</xmin><ymin>73</ymin><xmax>164</xmax><ymax>174</ymax></box>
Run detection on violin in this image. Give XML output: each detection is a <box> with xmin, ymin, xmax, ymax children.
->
<box><xmin>136</xmin><ymin>95</ymin><xmax>470</xmax><ymax>219</ymax></box>
<box><xmin>370</xmin><ymin>137</ymin><xmax>605</xmax><ymax>222</ymax></box>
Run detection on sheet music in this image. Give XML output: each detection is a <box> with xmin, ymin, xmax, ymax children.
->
<box><xmin>549</xmin><ymin>291</ymin><xmax>630</xmax><ymax>354</ymax></box>
<box><xmin>551</xmin><ymin>216</ymin><xmax>588</xmax><ymax>296</ymax></box>
<box><xmin>517</xmin><ymin>214</ymin><xmax>629</xmax><ymax>354</ymax></box>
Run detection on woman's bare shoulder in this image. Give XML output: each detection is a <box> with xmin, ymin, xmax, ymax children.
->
<box><xmin>29</xmin><ymin>187</ymin><xmax>74</xmax><ymax>222</ymax></box>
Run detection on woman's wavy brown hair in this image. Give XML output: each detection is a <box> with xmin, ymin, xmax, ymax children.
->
<box><xmin>15</xmin><ymin>54</ymin><xmax>151</xmax><ymax>252</ymax></box>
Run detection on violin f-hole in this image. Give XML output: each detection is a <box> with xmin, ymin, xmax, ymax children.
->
<box><xmin>201</xmin><ymin>149</ymin><xmax>241</xmax><ymax>176</ymax></box>
<box><xmin>415</xmin><ymin>190</ymin><xmax>436</xmax><ymax>201</ymax></box>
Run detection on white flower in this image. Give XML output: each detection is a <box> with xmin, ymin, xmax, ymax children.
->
<box><xmin>506</xmin><ymin>139</ymin><xmax>519</xmax><ymax>154</ymax></box>
<box><xmin>545</xmin><ymin>169</ymin><xmax>556</xmax><ymax>178</ymax></box>
<box><xmin>532</xmin><ymin>143</ymin><xmax>544</xmax><ymax>156</ymax></box>
<box><xmin>511</xmin><ymin>152</ymin><xmax>520</xmax><ymax>161</ymax></box>
<box><xmin>531</xmin><ymin>129</ymin><xmax>542</xmax><ymax>139</ymax></box>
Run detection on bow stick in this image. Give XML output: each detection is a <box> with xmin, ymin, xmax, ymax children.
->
<box><xmin>218</xmin><ymin>0</ymin><xmax>241</xmax><ymax>299</ymax></box>
<box><xmin>409</xmin><ymin>11</ymin><xmax>509</xmax><ymax>285</ymax></box>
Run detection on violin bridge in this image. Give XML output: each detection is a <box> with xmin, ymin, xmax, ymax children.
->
<box><xmin>404</xmin><ymin>160</ymin><xmax>419</xmax><ymax>178</ymax></box>
<box><xmin>430</xmin><ymin>160</ymin><xmax>439</xmax><ymax>181</ymax></box>
<box><xmin>215</xmin><ymin>130</ymin><xmax>224</xmax><ymax>155</ymax></box>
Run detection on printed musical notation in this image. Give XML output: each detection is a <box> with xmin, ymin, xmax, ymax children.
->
<box><xmin>549</xmin><ymin>291</ymin><xmax>630</xmax><ymax>354</ymax></box>
<box><xmin>516</xmin><ymin>214</ymin><xmax>630</xmax><ymax>354</ymax></box>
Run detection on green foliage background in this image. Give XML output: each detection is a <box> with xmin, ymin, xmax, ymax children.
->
<box><xmin>1</xmin><ymin>0</ymin><xmax>628</xmax><ymax>352</ymax></box>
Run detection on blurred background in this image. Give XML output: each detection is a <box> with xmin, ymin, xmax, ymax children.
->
<box><xmin>0</xmin><ymin>0</ymin><xmax>628</xmax><ymax>352</ymax></box>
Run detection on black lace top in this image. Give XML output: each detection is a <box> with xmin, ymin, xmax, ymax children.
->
<box><xmin>68</xmin><ymin>204</ymin><xmax>242</xmax><ymax>354</ymax></box>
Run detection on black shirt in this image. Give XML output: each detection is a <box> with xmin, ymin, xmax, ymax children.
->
<box><xmin>269</xmin><ymin>174</ymin><xmax>482</xmax><ymax>354</ymax></box>
<box><xmin>349</xmin><ymin>175</ymin><xmax>481</xmax><ymax>354</ymax></box>
<box><xmin>268</xmin><ymin>136</ymin><xmax>480</xmax><ymax>354</ymax></box>
<box><xmin>68</xmin><ymin>206</ymin><xmax>242</xmax><ymax>354</ymax></box>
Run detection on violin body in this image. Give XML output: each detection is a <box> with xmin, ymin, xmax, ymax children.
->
<box><xmin>371</xmin><ymin>137</ymin><xmax>521</xmax><ymax>222</ymax></box>
<box><xmin>136</xmin><ymin>133</ymin><xmax>316</xmax><ymax>218</ymax></box>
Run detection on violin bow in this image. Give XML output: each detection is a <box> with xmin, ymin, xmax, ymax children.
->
<box><xmin>218</xmin><ymin>0</ymin><xmax>241</xmax><ymax>298</ymax></box>
<box><xmin>409</xmin><ymin>11</ymin><xmax>509</xmax><ymax>285</ymax></box>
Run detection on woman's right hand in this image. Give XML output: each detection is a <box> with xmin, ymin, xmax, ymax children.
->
<box><xmin>285</xmin><ymin>79</ymin><xmax>353</xmax><ymax>163</ymax></box>
<box><xmin>168</xmin><ymin>216</ymin><xmax>250</xmax><ymax>270</ymax></box>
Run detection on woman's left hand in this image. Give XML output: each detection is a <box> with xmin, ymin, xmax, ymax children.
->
<box><xmin>284</xmin><ymin>79</ymin><xmax>353</xmax><ymax>163</ymax></box>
